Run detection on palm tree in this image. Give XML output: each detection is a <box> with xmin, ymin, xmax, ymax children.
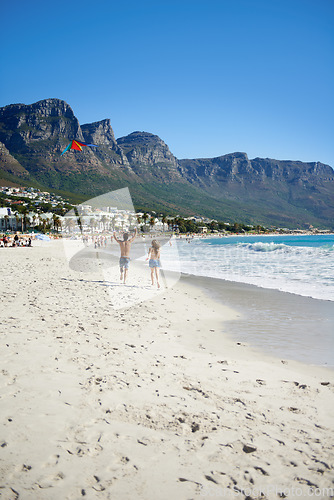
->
<box><xmin>22</xmin><ymin>208</ymin><xmax>30</xmax><ymax>232</ymax></box>
<box><xmin>4</xmin><ymin>215</ymin><xmax>9</xmax><ymax>232</ymax></box>
<box><xmin>34</xmin><ymin>211</ymin><xmax>42</xmax><ymax>231</ymax></box>
<box><xmin>210</xmin><ymin>220</ymin><xmax>218</xmax><ymax>232</ymax></box>
<box><xmin>57</xmin><ymin>218</ymin><xmax>62</xmax><ymax>233</ymax></box>
<box><xmin>53</xmin><ymin>215</ymin><xmax>61</xmax><ymax>233</ymax></box>
<box><xmin>233</xmin><ymin>222</ymin><xmax>240</xmax><ymax>233</ymax></box>
<box><xmin>110</xmin><ymin>216</ymin><xmax>116</xmax><ymax>232</ymax></box>
<box><xmin>65</xmin><ymin>217</ymin><xmax>76</xmax><ymax>233</ymax></box>
<box><xmin>89</xmin><ymin>217</ymin><xmax>97</xmax><ymax>233</ymax></box>
<box><xmin>172</xmin><ymin>217</ymin><xmax>179</xmax><ymax>232</ymax></box>
<box><xmin>142</xmin><ymin>212</ymin><xmax>149</xmax><ymax>225</ymax></box>
<box><xmin>14</xmin><ymin>212</ymin><xmax>20</xmax><ymax>232</ymax></box>
<box><xmin>101</xmin><ymin>215</ymin><xmax>108</xmax><ymax>232</ymax></box>
<box><xmin>52</xmin><ymin>213</ymin><xmax>57</xmax><ymax>231</ymax></box>
<box><xmin>149</xmin><ymin>217</ymin><xmax>156</xmax><ymax>231</ymax></box>
<box><xmin>46</xmin><ymin>217</ymin><xmax>53</xmax><ymax>232</ymax></box>
<box><xmin>161</xmin><ymin>215</ymin><xmax>168</xmax><ymax>233</ymax></box>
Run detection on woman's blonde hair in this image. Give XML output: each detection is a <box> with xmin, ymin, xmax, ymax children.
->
<box><xmin>151</xmin><ymin>240</ymin><xmax>160</xmax><ymax>250</ymax></box>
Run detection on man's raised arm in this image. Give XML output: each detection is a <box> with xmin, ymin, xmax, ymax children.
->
<box><xmin>129</xmin><ymin>227</ymin><xmax>137</xmax><ymax>242</ymax></box>
<box><xmin>113</xmin><ymin>231</ymin><xmax>121</xmax><ymax>243</ymax></box>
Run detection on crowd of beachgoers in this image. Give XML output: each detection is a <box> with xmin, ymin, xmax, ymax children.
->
<box><xmin>1</xmin><ymin>233</ymin><xmax>33</xmax><ymax>247</ymax></box>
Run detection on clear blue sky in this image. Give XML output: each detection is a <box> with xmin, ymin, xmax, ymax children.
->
<box><xmin>1</xmin><ymin>0</ymin><xmax>333</xmax><ymax>167</ymax></box>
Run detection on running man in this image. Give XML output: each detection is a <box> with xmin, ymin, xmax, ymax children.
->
<box><xmin>113</xmin><ymin>228</ymin><xmax>137</xmax><ymax>283</ymax></box>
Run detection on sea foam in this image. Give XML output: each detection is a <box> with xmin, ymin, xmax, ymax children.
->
<box><xmin>162</xmin><ymin>235</ymin><xmax>334</xmax><ymax>301</ymax></box>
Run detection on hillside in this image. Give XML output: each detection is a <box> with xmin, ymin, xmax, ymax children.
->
<box><xmin>0</xmin><ymin>98</ymin><xmax>333</xmax><ymax>229</ymax></box>
<box><xmin>179</xmin><ymin>153</ymin><xmax>334</xmax><ymax>227</ymax></box>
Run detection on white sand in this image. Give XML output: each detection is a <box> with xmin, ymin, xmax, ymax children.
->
<box><xmin>0</xmin><ymin>240</ymin><xmax>333</xmax><ymax>500</ymax></box>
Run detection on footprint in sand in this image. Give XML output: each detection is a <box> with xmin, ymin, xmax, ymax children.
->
<box><xmin>36</xmin><ymin>472</ymin><xmax>65</xmax><ymax>489</ymax></box>
<box><xmin>42</xmin><ymin>454</ymin><xmax>60</xmax><ymax>467</ymax></box>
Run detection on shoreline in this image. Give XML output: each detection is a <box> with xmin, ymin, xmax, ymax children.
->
<box><xmin>1</xmin><ymin>241</ymin><xmax>334</xmax><ymax>499</ymax></box>
<box><xmin>181</xmin><ymin>272</ymin><xmax>334</xmax><ymax>368</ymax></box>
<box><xmin>168</xmin><ymin>232</ymin><xmax>334</xmax><ymax>304</ymax></box>
<box><xmin>174</xmin><ymin>231</ymin><xmax>334</xmax><ymax>239</ymax></box>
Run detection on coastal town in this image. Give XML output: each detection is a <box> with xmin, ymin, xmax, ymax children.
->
<box><xmin>0</xmin><ymin>185</ymin><xmax>332</xmax><ymax>240</ymax></box>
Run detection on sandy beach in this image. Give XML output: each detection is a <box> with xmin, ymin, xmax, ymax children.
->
<box><xmin>1</xmin><ymin>240</ymin><xmax>333</xmax><ymax>500</ymax></box>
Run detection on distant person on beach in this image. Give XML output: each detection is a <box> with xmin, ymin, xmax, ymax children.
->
<box><xmin>147</xmin><ymin>240</ymin><xmax>161</xmax><ymax>288</ymax></box>
<box><xmin>113</xmin><ymin>228</ymin><xmax>137</xmax><ymax>284</ymax></box>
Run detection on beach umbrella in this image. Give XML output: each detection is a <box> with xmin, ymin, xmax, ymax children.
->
<box><xmin>35</xmin><ymin>234</ymin><xmax>51</xmax><ymax>241</ymax></box>
<box><xmin>61</xmin><ymin>140</ymin><xmax>98</xmax><ymax>156</ymax></box>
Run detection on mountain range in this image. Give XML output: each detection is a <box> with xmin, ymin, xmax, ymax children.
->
<box><xmin>0</xmin><ymin>98</ymin><xmax>333</xmax><ymax>229</ymax></box>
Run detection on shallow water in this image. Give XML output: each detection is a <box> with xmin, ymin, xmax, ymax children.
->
<box><xmin>186</xmin><ymin>274</ymin><xmax>334</xmax><ymax>368</ymax></box>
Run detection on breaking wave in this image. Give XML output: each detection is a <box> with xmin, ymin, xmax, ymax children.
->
<box><xmin>238</xmin><ymin>242</ymin><xmax>290</xmax><ymax>252</ymax></box>
<box><xmin>162</xmin><ymin>234</ymin><xmax>334</xmax><ymax>301</ymax></box>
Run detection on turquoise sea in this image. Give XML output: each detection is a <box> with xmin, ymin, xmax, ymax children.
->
<box><xmin>162</xmin><ymin>234</ymin><xmax>334</xmax><ymax>366</ymax></box>
<box><xmin>164</xmin><ymin>233</ymin><xmax>334</xmax><ymax>302</ymax></box>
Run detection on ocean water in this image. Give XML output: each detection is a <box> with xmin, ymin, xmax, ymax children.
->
<box><xmin>161</xmin><ymin>234</ymin><xmax>334</xmax><ymax>366</ymax></box>
<box><xmin>163</xmin><ymin>234</ymin><xmax>334</xmax><ymax>302</ymax></box>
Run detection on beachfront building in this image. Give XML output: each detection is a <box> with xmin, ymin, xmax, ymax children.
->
<box><xmin>0</xmin><ymin>207</ymin><xmax>20</xmax><ymax>231</ymax></box>
<box><xmin>60</xmin><ymin>207</ymin><xmax>140</xmax><ymax>235</ymax></box>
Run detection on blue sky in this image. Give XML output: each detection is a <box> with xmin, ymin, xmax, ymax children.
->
<box><xmin>1</xmin><ymin>0</ymin><xmax>333</xmax><ymax>166</ymax></box>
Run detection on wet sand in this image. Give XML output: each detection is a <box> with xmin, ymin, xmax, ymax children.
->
<box><xmin>186</xmin><ymin>274</ymin><xmax>334</xmax><ymax>367</ymax></box>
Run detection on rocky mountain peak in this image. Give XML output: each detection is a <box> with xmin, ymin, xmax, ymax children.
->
<box><xmin>117</xmin><ymin>131</ymin><xmax>178</xmax><ymax>163</ymax></box>
<box><xmin>30</xmin><ymin>98</ymin><xmax>75</xmax><ymax>118</ymax></box>
<box><xmin>117</xmin><ymin>131</ymin><xmax>161</xmax><ymax>144</ymax></box>
<box><xmin>81</xmin><ymin>119</ymin><xmax>116</xmax><ymax>146</ymax></box>
<box><xmin>0</xmin><ymin>98</ymin><xmax>82</xmax><ymax>151</ymax></box>
<box><xmin>0</xmin><ymin>98</ymin><xmax>75</xmax><ymax>120</ymax></box>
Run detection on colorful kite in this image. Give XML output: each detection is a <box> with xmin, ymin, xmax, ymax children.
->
<box><xmin>61</xmin><ymin>140</ymin><xmax>98</xmax><ymax>156</ymax></box>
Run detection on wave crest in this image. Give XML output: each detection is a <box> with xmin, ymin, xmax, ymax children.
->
<box><xmin>238</xmin><ymin>242</ymin><xmax>290</xmax><ymax>252</ymax></box>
